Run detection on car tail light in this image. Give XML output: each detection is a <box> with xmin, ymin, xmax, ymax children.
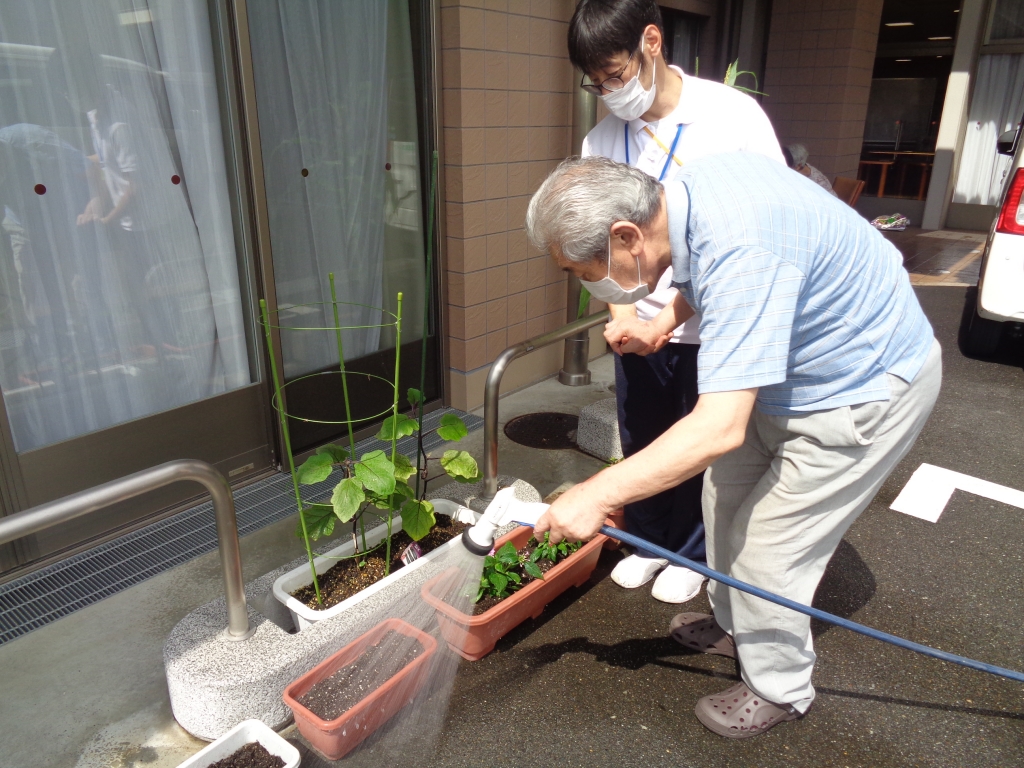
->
<box><xmin>996</xmin><ymin>167</ymin><xmax>1024</xmax><ymax>235</ymax></box>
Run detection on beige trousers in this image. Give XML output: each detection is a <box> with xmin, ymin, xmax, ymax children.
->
<box><xmin>703</xmin><ymin>339</ymin><xmax>942</xmax><ymax>712</ymax></box>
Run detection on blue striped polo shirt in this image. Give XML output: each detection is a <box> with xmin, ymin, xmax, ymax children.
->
<box><xmin>666</xmin><ymin>152</ymin><xmax>934</xmax><ymax>415</ymax></box>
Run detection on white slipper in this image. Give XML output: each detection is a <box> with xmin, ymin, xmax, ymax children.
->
<box><xmin>651</xmin><ymin>565</ymin><xmax>707</xmax><ymax>604</ymax></box>
<box><xmin>610</xmin><ymin>554</ymin><xmax>668</xmax><ymax>588</ymax></box>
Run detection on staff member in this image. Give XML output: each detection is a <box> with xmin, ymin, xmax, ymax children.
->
<box><xmin>568</xmin><ymin>0</ymin><xmax>784</xmax><ymax>603</ymax></box>
<box><xmin>525</xmin><ymin>153</ymin><xmax>940</xmax><ymax>738</ymax></box>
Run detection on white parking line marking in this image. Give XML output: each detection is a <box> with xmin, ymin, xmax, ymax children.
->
<box><xmin>890</xmin><ymin>463</ymin><xmax>1024</xmax><ymax>522</ymax></box>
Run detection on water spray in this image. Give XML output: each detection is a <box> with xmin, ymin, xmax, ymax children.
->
<box><xmin>460</xmin><ymin>494</ymin><xmax>1024</xmax><ymax>684</ymax></box>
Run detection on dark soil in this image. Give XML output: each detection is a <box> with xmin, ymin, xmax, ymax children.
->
<box><xmin>208</xmin><ymin>742</ymin><xmax>284</xmax><ymax>768</ymax></box>
<box><xmin>298</xmin><ymin>630</ymin><xmax>423</xmax><ymax>721</ymax></box>
<box><xmin>471</xmin><ymin>544</ymin><xmax>565</xmax><ymax>615</ymax></box>
<box><xmin>292</xmin><ymin>516</ymin><xmax>467</xmax><ymax>610</ymax></box>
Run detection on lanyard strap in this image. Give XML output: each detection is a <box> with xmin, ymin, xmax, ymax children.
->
<box><xmin>624</xmin><ymin>122</ymin><xmax>630</xmax><ymax>165</ymax></box>
<box><xmin>658</xmin><ymin>123</ymin><xmax>684</xmax><ymax>181</ymax></box>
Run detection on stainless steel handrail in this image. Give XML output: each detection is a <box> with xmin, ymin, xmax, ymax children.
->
<box><xmin>0</xmin><ymin>459</ymin><xmax>254</xmax><ymax>641</ymax></box>
<box><xmin>480</xmin><ymin>311</ymin><xmax>610</xmax><ymax>503</ymax></box>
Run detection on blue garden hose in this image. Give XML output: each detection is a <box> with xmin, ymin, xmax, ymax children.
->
<box><xmin>520</xmin><ymin>522</ymin><xmax>1024</xmax><ymax>683</ymax></box>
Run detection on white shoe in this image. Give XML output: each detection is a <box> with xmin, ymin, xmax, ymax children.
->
<box><xmin>610</xmin><ymin>554</ymin><xmax>668</xmax><ymax>588</ymax></box>
<box><xmin>650</xmin><ymin>565</ymin><xmax>707</xmax><ymax>604</ymax></box>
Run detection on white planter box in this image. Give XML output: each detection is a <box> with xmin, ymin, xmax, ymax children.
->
<box><xmin>272</xmin><ymin>509</ymin><xmax>475</xmax><ymax>631</ymax></box>
<box><xmin>176</xmin><ymin>719</ymin><xmax>300</xmax><ymax>768</ymax></box>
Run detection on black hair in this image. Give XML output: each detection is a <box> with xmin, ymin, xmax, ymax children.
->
<box><xmin>568</xmin><ymin>0</ymin><xmax>664</xmax><ymax>75</ymax></box>
<box><xmin>782</xmin><ymin>146</ymin><xmax>795</xmax><ymax>168</ymax></box>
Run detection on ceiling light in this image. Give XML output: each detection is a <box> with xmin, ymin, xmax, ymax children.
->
<box><xmin>885</xmin><ymin>21</ymin><xmax>915</xmax><ymax>26</ymax></box>
<box><xmin>928</xmin><ymin>36</ymin><xmax>952</xmax><ymax>40</ymax></box>
<box><xmin>954</xmin><ymin>8</ymin><xmax>959</xmax><ymax>11</ymax></box>
<box><xmin>896</xmin><ymin>58</ymin><xmax>912</xmax><ymax>62</ymax></box>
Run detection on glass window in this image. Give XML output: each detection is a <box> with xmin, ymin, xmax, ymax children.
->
<box><xmin>0</xmin><ymin>1</ymin><xmax>253</xmax><ymax>452</ymax></box>
<box><xmin>952</xmin><ymin>54</ymin><xmax>1024</xmax><ymax>206</ymax></box>
<box><xmin>247</xmin><ymin>0</ymin><xmax>427</xmax><ymax>379</ymax></box>
<box><xmin>990</xmin><ymin>0</ymin><xmax>1024</xmax><ymax>41</ymax></box>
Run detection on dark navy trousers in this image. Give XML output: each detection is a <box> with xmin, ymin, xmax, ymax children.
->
<box><xmin>614</xmin><ymin>343</ymin><xmax>706</xmax><ymax>564</ymax></box>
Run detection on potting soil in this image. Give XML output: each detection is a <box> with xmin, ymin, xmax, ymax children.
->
<box><xmin>299</xmin><ymin>630</ymin><xmax>424</xmax><ymax>721</ymax></box>
<box><xmin>207</xmin><ymin>741</ymin><xmax>284</xmax><ymax>768</ymax></box>
<box><xmin>291</xmin><ymin>517</ymin><xmax>468</xmax><ymax>610</ymax></box>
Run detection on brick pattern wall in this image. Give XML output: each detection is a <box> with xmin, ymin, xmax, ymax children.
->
<box><xmin>441</xmin><ymin>0</ymin><xmax>575</xmax><ymax>411</ymax></box>
<box><xmin>761</xmin><ymin>0</ymin><xmax>883</xmax><ymax>181</ymax></box>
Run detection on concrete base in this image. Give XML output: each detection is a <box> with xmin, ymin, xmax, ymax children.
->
<box><xmin>575</xmin><ymin>397</ymin><xmax>623</xmax><ymax>462</ymax></box>
<box><xmin>163</xmin><ymin>476</ymin><xmax>540</xmax><ymax>742</ymax></box>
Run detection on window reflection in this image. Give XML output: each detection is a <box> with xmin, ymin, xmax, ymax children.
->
<box><xmin>0</xmin><ymin>2</ymin><xmax>251</xmax><ymax>452</ymax></box>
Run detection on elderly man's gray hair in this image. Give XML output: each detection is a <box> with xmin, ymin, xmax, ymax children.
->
<box><xmin>525</xmin><ymin>156</ymin><xmax>662</xmax><ymax>264</ymax></box>
<box><xmin>787</xmin><ymin>143</ymin><xmax>809</xmax><ymax>167</ymax></box>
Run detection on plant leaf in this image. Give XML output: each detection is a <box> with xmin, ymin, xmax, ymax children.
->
<box><xmin>393</xmin><ymin>453</ymin><xmax>416</xmax><ymax>482</ymax></box>
<box><xmin>523</xmin><ymin>560</ymin><xmax>544</xmax><ymax>580</ymax></box>
<box><xmin>300</xmin><ymin>503</ymin><xmax>336</xmax><ymax>541</ymax></box>
<box><xmin>376</xmin><ymin>413</ymin><xmax>418</xmax><ymax>441</ymax></box>
<box><xmin>506</xmin><ymin>570</ymin><xmax>522</xmax><ymax>584</ymax></box>
<box><xmin>296</xmin><ymin>452</ymin><xmax>335</xmax><ymax>485</ymax></box>
<box><xmin>436</xmin><ymin>413</ymin><xmax>469</xmax><ymax>442</ymax></box>
<box><xmin>488</xmin><ymin>571</ymin><xmax>508</xmax><ymax>595</ymax></box>
<box><xmin>440</xmin><ymin>449</ymin><xmax>481</xmax><ymax>483</ymax></box>
<box><xmin>495</xmin><ymin>541</ymin><xmax>519</xmax><ymax>565</ymax></box>
<box><xmin>316</xmin><ymin>444</ymin><xmax>349</xmax><ymax>463</ymax></box>
<box><xmin>355</xmin><ymin>450</ymin><xmax>397</xmax><ymax>496</ymax></box>
<box><xmin>331</xmin><ymin>477</ymin><xmax>365</xmax><ymax>523</ymax></box>
<box><xmin>407</xmin><ymin>388</ymin><xmax>424</xmax><ymax>408</ymax></box>
<box><xmin>401</xmin><ymin>499</ymin><xmax>436</xmax><ymax>541</ymax></box>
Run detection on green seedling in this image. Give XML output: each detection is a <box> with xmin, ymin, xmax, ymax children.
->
<box><xmin>476</xmin><ymin>534</ymin><xmax>582</xmax><ymax>602</ymax></box>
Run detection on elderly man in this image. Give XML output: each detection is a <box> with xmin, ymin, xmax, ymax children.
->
<box><xmin>526</xmin><ymin>153</ymin><xmax>940</xmax><ymax>738</ymax></box>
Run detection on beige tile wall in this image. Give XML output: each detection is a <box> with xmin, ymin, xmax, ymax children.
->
<box><xmin>761</xmin><ymin>0</ymin><xmax>883</xmax><ymax>181</ymax></box>
<box><xmin>441</xmin><ymin>0</ymin><xmax>579</xmax><ymax>411</ymax></box>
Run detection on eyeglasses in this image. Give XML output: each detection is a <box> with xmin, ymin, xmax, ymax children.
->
<box><xmin>579</xmin><ymin>47</ymin><xmax>640</xmax><ymax>95</ymax></box>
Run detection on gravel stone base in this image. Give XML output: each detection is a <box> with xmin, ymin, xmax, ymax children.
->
<box><xmin>576</xmin><ymin>397</ymin><xmax>623</xmax><ymax>462</ymax></box>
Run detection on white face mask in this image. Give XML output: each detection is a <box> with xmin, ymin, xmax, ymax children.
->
<box><xmin>580</xmin><ymin>239</ymin><xmax>651</xmax><ymax>305</ymax></box>
<box><xmin>600</xmin><ymin>41</ymin><xmax>657</xmax><ymax>122</ymax></box>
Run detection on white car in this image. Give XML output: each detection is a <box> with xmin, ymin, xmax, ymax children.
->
<box><xmin>961</xmin><ymin>120</ymin><xmax>1024</xmax><ymax>356</ymax></box>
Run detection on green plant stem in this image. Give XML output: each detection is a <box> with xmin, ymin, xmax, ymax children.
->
<box><xmin>260</xmin><ymin>299</ymin><xmax>321</xmax><ymax>605</ymax></box>
<box><xmin>384</xmin><ymin>292</ymin><xmax>404</xmax><ymax>577</ymax></box>
<box><xmin>415</xmin><ymin>150</ymin><xmax>439</xmax><ymax>500</ymax></box>
<box><xmin>328</xmin><ymin>272</ymin><xmax>364</xmax><ymax>551</ymax></box>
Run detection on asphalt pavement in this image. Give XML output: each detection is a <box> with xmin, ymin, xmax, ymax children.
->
<box><xmin>296</xmin><ymin>285</ymin><xmax>1024</xmax><ymax>768</ymax></box>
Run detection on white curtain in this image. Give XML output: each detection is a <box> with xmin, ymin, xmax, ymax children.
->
<box><xmin>952</xmin><ymin>54</ymin><xmax>1024</xmax><ymax>206</ymax></box>
<box><xmin>247</xmin><ymin>0</ymin><xmax>426</xmax><ymax>379</ymax></box>
<box><xmin>0</xmin><ymin>1</ymin><xmax>250</xmax><ymax>452</ymax></box>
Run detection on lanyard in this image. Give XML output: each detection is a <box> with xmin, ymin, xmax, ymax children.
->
<box><xmin>657</xmin><ymin>124</ymin><xmax>684</xmax><ymax>181</ymax></box>
<box><xmin>624</xmin><ymin>123</ymin><xmax>684</xmax><ymax>180</ymax></box>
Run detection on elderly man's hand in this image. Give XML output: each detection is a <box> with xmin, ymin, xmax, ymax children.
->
<box><xmin>604</xmin><ymin>317</ymin><xmax>664</xmax><ymax>356</ymax></box>
<box><xmin>533</xmin><ymin>481</ymin><xmax>617</xmax><ymax>545</ymax></box>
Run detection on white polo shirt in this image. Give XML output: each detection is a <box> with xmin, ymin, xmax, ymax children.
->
<box><xmin>581</xmin><ymin>66</ymin><xmax>785</xmax><ymax>344</ymax></box>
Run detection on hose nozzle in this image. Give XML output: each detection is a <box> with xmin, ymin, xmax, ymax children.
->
<box><xmin>461</xmin><ymin>487</ymin><xmax>516</xmax><ymax>556</ymax></box>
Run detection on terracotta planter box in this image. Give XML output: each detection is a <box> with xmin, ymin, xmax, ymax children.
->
<box><xmin>421</xmin><ymin>526</ymin><xmax>606</xmax><ymax>661</ymax></box>
<box><xmin>282</xmin><ymin>618</ymin><xmax>437</xmax><ymax>760</ymax></box>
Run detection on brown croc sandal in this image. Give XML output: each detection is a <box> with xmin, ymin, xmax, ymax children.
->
<box><xmin>695</xmin><ymin>682</ymin><xmax>802</xmax><ymax>739</ymax></box>
<box><xmin>669</xmin><ymin>613</ymin><xmax>737</xmax><ymax>659</ymax></box>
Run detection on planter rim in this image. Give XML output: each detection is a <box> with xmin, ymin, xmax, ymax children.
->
<box><xmin>273</xmin><ymin>512</ymin><xmax>466</xmax><ymax>627</ymax></box>
<box><xmin>422</xmin><ymin>527</ymin><xmax>607</xmax><ymax>627</ymax></box>
<box><xmin>282</xmin><ymin>617</ymin><xmax>437</xmax><ymax>730</ymax></box>
<box><xmin>173</xmin><ymin>718</ymin><xmax>300</xmax><ymax>768</ymax></box>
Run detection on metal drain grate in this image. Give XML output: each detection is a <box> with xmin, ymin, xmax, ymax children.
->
<box><xmin>504</xmin><ymin>412</ymin><xmax>579</xmax><ymax>450</ymax></box>
<box><xmin>0</xmin><ymin>408</ymin><xmax>481</xmax><ymax>646</ymax></box>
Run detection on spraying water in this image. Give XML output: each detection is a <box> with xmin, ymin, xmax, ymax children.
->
<box><xmin>288</xmin><ymin>489</ymin><xmax>542</xmax><ymax>764</ymax></box>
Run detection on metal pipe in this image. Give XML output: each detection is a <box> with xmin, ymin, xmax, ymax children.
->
<box><xmin>481</xmin><ymin>311</ymin><xmax>609</xmax><ymax>503</ymax></box>
<box><xmin>0</xmin><ymin>460</ymin><xmax>253</xmax><ymax>641</ymax></box>
<box><xmin>558</xmin><ymin>81</ymin><xmax>597</xmax><ymax>387</ymax></box>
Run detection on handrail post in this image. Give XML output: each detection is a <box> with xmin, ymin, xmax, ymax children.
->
<box><xmin>479</xmin><ymin>311</ymin><xmax>609</xmax><ymax>504</ymax></box>
<box><xmin>0</xmin><ymin>460</ymin><xmax>254</xmax><ymax>641</ymax></box>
